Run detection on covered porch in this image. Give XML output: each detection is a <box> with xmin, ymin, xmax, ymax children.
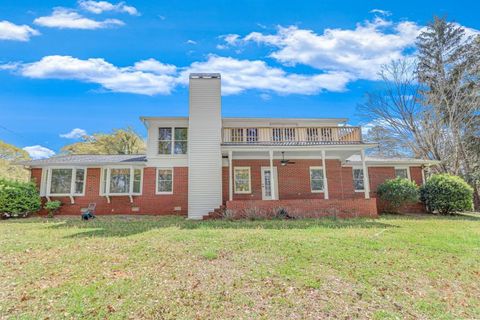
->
<box><xmin>219</xmin><ymin>146</ymin><xmax>378</xmax><ymax>218</ymax></box>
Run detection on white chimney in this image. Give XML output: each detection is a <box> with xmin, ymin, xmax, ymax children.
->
<box><xmin>187</xmin><ymin>73</ymin><xmax>222</xmax><ymax>219</ymax></box>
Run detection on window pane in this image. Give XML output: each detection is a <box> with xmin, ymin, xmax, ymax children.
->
<box><xmin>174</xmin><ymin>128</ymin><xmax>188</xmax><ymax>140</ymax></box>
<box><xmin>395</xmin><ymin>169</ymin><xmax>408</xmax><ymax>179</ymax></box>
<box><xmin>50</xmin><ymin>169</ymin><xmax>72</xmax><ymax>194</ymax></box>
<box><xmin>101</xmin><ymin>169</ymin><xmax>107</xmax><ymax>194</ymax></box>
<box><xmin>310</xmin><ymin>169</ymin><xmax>324</xmax><ymax>191</ymax></box>
<box><xmin>157</xmin><ymin>169</ymin><xmax>173</xmax><ymax>192</ymax></box>
<box><xmin>74</xmin><ymin>169</ymin><xmax>85</xmax><ymax>194</ymax></box>
<box><xmin>174</xmin><ymin>141</ymin><xmax>187</xmax><ymax>154</ymax></box>
<box><xmin>310</xmin><ymin>169</ymin><xmax>323</xmax><ymax>180</ymax></box>
<box><xmin>311</xmin><ymin>179</ymin><xmax>324</xmax><ymax>191</ymax></box>
<box><xmin>133</xmin><ymin>169</ymin><xmax>142</xmax><ymax>193</ymax></box>
<box><xmin>234</xmin><ymin>168</ymin><xmax>250</xmax><ymax>192</ymax></box>
<box><xmin>110</xmin><ymin>168</ymin><xmax>130</xmax><ymax>193</ymax></box>
<box><xmin>353</xmin><ymin>169</ymin><xmax>364</xmax><ymax>190</ymax></box>
<box><xmin>158</xmin><ymin>141</ymin><xmax>172</xmax><ymax>154</ymax></box>
<box><xmin>159</xmin><ymin>128</ymin><xmax>172</xmax><ymax>140</ymax></box>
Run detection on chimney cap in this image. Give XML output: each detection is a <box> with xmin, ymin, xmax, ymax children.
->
<box><xmin>189</xmin><ymin>73</ymin><xmax>221</xmax><ymax>79</ymax></box>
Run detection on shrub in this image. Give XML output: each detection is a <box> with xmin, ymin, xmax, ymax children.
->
<box><xmin>377</xmin><ymin>178</ymin><xmax>419</xmax><ymax>213</ymax></box>
<box><xmin>421</xmin><ymin>174</ymin><xmax>473</xmax><ymax>215</ymax></box>
<box><xmin>44</xmin><ymin>200</ymin><xmax>62</xmax><ymax>218</ymax></box>
<box><xmin>0</xmin><ymin>178</ymin><xmax>41</xmax><ymax>218</ymax></box>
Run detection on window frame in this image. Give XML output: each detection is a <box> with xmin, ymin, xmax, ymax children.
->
<box><xmin>100</xmin><ymin>166</ymin><xmax>143</xmax><ymax>196</ymax></box>
<box><xmin>234</xmin><ymin>166</ymin><xmax>252</xmax><ymax>194</ymax></box>
<box><xmin>394</xmin><ymin>166</ymin><xmax>411</xmax><ymax>180</ymax></box>
<box><xmin>309</xmin><ymin>166</ymin><xmax>324</xmax><ymax>193</ymax></box>
<box><xmin>156</xmin><ymin>167</ymin><xmax>174</xmax><ymax>195</ymax></box>
<box><xmin>46</xmin><ymin>167</ymin><xmax>87</xmax><ymax>197</ymax></box>
<box><xmin>158</xmin><ymin>127</ymin><xmax>188</xmax><ymax>155</ymax></box>
<box><xmin>352</xmin><ymin>166</ymin><xmax>365</xmax><ymax>192</ymax></box>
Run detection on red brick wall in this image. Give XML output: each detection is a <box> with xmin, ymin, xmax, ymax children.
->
<box><xmin>31</xmin><ymin>167</ymin><xmax>188</xmax><ymax>216</ymax></box>
<box><xmin>30</xmin><ymin>162</ymin><xmax>426</xmax><ymax>216</ymax></box>
<box><xmin>226</xmin><ymin>198</ymin><xmax>378</xmax><ymax>218</ymax></box>
<box><xmin>222</xmin><ymin>159</ymin><xmax>359</xmax><ymax>202</ymax></box>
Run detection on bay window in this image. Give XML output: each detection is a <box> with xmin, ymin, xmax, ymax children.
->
<box><xmin>47</xmin><ymin>167</ymin><xmax>86</xmax><ymax>196</ymax></box>
<box><xmin>158</xmin><ymin>127</ymin><xmax>188</xmax><ymax>155</ymax></box>
<box><xmin>100</xmin><ymin>167</ymin><xmax>143</xmax><ymax>196</ymax></box>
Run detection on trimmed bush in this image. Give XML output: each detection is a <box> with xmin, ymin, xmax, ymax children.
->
<box><xmin>377</xmin><ymin>178</ymin><xmax>419</xmax><ymax>213</ymax></box>
<box><xmin>0</xmin><ymin>178</ymin><xmax>41</xmax><ymax>218</ymax></box>
<box><xmin>421</xmin><ymin>174</ymin><xmax>473</xmax><ymax>215</ymax></box>
<box><xmin>44</xmin><ymin>200</ymin><xmax>62</xmax><ymax>218</ymax></box>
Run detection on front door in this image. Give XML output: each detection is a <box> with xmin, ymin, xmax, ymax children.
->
<box><xmin>261</xmin><ymin>167</ymin><xmax>278</xmax><ymax>200</ymax></box>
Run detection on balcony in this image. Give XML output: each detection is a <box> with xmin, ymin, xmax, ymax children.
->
<box><xmin>222</xmin><ymin>127</ymin><xmax>362</xmax><ymax>146</ymax></box>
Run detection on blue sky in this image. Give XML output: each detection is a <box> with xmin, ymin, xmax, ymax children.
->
<box><xmin>1</xmin><ymin>0</ymin><xmax>479</xmax><ymax>158</ymax></box>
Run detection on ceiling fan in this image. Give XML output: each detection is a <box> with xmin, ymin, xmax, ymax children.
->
<box><xmin>280</xmin><ymin>152</ymin><xmax>296</xmax><ymax>166</ymax></box>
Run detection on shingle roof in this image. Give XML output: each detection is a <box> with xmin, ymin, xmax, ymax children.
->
<box><xmin>19</xmin><ymin>154</ymin><xmax>147</xmax><ymax>167</ymax></box>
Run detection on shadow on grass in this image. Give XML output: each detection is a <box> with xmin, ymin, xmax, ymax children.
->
<box><xmin>38</xmin><ymin>215</ymin><xmax>398</xmax><ymax>238</ymax></box>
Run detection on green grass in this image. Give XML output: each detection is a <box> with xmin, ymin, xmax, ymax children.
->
<box><xmin>1</xmin><ymin>214</ymin><xmax>479</xmax><ymax>319</ymax></box>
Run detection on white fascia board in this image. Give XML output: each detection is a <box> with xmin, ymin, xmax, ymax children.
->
<box><xmin>28</xmin><ymin>162</ymin><xmax>146</xmax><ymax>168</ymax></box>
<box><xmin>344</xmin><ymin>160</ymin><xmax>440</xmax><ymax>167</ymax></box>
<box><xmin>222</xmin><ymin>117</ymin><xmax>349</xmax><ymax>127</ymax></box>
<box><xmin>221</xmin><ymin>144</ymin><xmax>376</xmax><ymax>153</ymax></box>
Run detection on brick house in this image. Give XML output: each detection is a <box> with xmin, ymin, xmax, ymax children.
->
<box><xmin>22</xmin><ymin>73</ymin><xmax>437</xmax><ymax>219</ymax></box>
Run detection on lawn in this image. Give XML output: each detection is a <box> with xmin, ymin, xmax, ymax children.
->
<box><xmin>1</xmin><ymin>214</ymin><xmax>479</xmax><ymax>319</ymax></box>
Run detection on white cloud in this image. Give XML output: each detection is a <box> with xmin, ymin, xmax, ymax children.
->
<box><xmin>78</xmin><ymin>1</ymin><xmax>139</xmax><ymax>15</ymax></box>
<box><xmin>60</xmin><ymin>128</ymin><xmax>88</xmax><ymax>139</ymax></box>
<box><xmin>181</xmin><ymin>55</ymin><xmax>352</xmax><ymax>95</ymax></box>
<box><xmin>231</xmin><ymin>18</ymin><xmax>422</xmax><ymax>80</ymax></box>
<box><xmin>4</xmin><ymin>54</ymin><xmax>354</xmax><ymax>96</ymax></box>
<box><xmin>23</xmin><ymin>145</ymin><xmax>55</xmax><ymax>160</ymax></box>
<box><xmin>0</xmin><ymin>20</ymin><xmax>40</xmax><ymax>41</ymax></box>
<box><xmin>369</xmin><ymin>9</ymin><xmax>391</xmax><ymax>16</ymax></box>
<box><xmin>217</xmin><ymin>34</ymin><xmax>240</xmax><ymax>49</ymax></box>
<box><xmin>133</xmin><ymin>59</ymin><xmax>177</xmax><ymax>75</ymax></box>
<box><xmin>186</xmin><ymin>39</ymin><xmax>197</xmax><ymax>45</ymax></box>
<box><xmin>34</xmin><ymin>8</ymin><xmax>124</xmax><ymax>29</ymax></box>
<box><xmin>16</xmin><ymin>55</ymin><xmax>178</xmax><ymax>95</ymax></box>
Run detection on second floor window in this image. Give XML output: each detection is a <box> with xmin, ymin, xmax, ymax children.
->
<box><xmin>158</xmin><ymin>127</ymin><xmax>188</xmax><ymax>155</ymax></box>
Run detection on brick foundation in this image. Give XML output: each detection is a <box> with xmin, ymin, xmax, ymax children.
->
<box><xmin>225</xmin><ymin>198</ymin><xmax>378</xmax><ymax>219</ymax></box>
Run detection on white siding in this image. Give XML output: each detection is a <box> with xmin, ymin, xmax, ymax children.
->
<box><xmin>188</xmin><ymin>75</ymin><xmax>222</xmax><ymax>219</ymax></box>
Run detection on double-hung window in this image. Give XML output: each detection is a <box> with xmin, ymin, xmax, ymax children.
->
<box><xmin>309</xmin><ymin>167</ymin><xmax>324</xmax><ymax>192</ymax></box>
<box><xmin>352</xmin><ymin>168</ymin><xmax>365</xmax><ymax>191</ymax></box>
<box><xmin>157</xmin><ymin>168</ymin><xmax>173</xmax><ymax>194</ymax></box>
<box><xmin>395</xmin><ymin>167</ymin><xmax>410</xmax><ymax>180</ymax></box>
<box><xmin>100</xmin><ymin>167</ymin><xmax>143</xmax><ymax>195</ymax></box>
<box><xmin>234</xmin><ymin>167</ymin><xmax>251</xmax><ymax>193</ymax></box>
<box><xmin>46</xmin><ymin>167</ymin><xmax>86</xmax><ymax>196</ymax></box>
<box><xmin>158</xmin><ymin>127</ymin><xmax>188</xmax><ymax>155</ymax></box>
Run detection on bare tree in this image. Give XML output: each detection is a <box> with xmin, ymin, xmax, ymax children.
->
<box><xmin>358</xmin><ymin>59</ymin><xmax>447</xmax><ymax>169</ymax></box>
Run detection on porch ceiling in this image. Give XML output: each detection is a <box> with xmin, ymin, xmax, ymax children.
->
<box><xmin>221</xmin><ymin>149</ymin><xmax>362</xmax><ymax>161</ymax></box>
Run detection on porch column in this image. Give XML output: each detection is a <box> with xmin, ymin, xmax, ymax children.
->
<box><xmin>228</xmin><ymin>151</ymin><xmax>233</xmax><ymax>201</ymax></box>
<box><xmin>269</xmin><ymin>150</ymin><xmax>276</xmax><ymax>200</ymax></box>
<box><xmin>321</xmin><ymin>150</ymin><xmax>329</xmax><ymax>199</ymax></box>
<box><xmin>360</xmin><ymin>149</ymin><xmax>370</xmax><ymax>199</ymax></box>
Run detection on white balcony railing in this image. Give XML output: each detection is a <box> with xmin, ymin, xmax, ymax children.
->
<box><xmin>222</xmin><ymin>127</ymin><xmax>362</xmax><ymax>145</ymax></box>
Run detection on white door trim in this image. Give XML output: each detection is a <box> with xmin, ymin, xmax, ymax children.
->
<box><xmin>261</xmin><ymin>166</ymin><xmax>279</xmax><ymax>200</ymax></box>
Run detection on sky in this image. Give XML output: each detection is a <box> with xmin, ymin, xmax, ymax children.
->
<box><xmin>1</xmin><ymin>0</ymin><xmax>479</xmax><ymax>159</ymax></box>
